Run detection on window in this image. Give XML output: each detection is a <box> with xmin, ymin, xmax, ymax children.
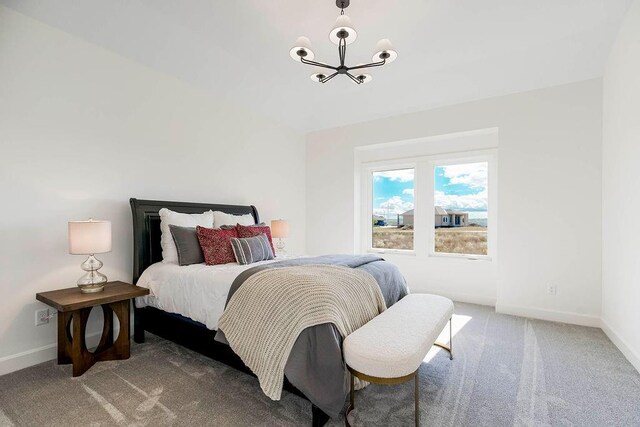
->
<box><xmin>361</xmin><ymin>150</ymin><xmax>495</xmax><ymax>260</ymax></box>
<box><xmin>371</xmin><ymin>168</ymin><xmax>414</xmax><ymax>250</ymax></box>
<box><xmin>434</xmin><ymin>162</ymin><xmax>488</xmax><ymax>256</ymax></box>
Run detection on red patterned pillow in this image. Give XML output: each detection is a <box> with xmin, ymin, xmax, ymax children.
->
<box><xmin>236</xmin><ymin>223</ymin><xmax>276</xmax><ymax>255</ymax></box>
<box><xmin>196</xmin><ymin>226</ymin><xmax>238</xmax><ymax>265</ymax></box>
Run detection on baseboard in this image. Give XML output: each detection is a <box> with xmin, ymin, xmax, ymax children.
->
<box><xmin>0</xmin><ymin>331</ymin><xmax>103</xmax><ymax>376</ymax></box>
<box><xmin>601</xmin><ymin>318</ymin><xmax>640</xmax><ymax>374</ymax></box>
<box><xmin>413</xmin><ymin>289</ymin><xmax>496</xmax><ymax>307</ymax></box>
<box><xmin>495</xmin><ymin>303</ymin><xmax>601</xmax><ymax>327</ymax></box>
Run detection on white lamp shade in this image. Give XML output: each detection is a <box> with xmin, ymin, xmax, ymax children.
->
<box><xmin>290</xmin><ymin>36</ymin><xmax>315</xmax><ymax>62</ymax></box>
<box><xmin>68</xmin><ymin>220</ymin><xmax>112</xmax><ymax>254</ymax></box>
<box><xmin>271</xmin><ymin>220</ymin><xmax>290</xmax><ymax>238</ymax></box>
<box><xmin>329</xmin><ymin>15</ymin><xmax>357</xmax><ymax>45</ymax></box>
<box><xmin>372</xmin><ymin>38</ymin><xmax>397</xmax><ymax>63</ymax></box>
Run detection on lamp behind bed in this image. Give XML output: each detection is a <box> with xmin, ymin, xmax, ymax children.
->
<box><xmin>270</xmin><ymin>219</ymin><xmax>290</xmax><ymax>254</ymax></box>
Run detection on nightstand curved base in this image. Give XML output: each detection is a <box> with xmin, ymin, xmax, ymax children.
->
<box><xmin>57</xmin><ymin>300</ymin><xmax>130</xmax><ymax>377</ymax></box>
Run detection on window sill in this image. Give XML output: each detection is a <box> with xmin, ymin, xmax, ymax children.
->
<box><xmin>428</xmin><ymin>252</ymin><xmax>492</xmax><ymax>262</ymax></box>
<box><xmin>367</xmin><ymin>248</ymin><xmax>417</xmax><ymax>256</ymax></box>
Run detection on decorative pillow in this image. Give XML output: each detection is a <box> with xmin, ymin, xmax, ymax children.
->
<box><xmin>159</xmin><ymin>208</ymin><xmax>213</xmax><ymax>264</ymax></box>
<box><xmin>196</xmin><ymin>226</ymin><xmax>239</xmax><ymax>265</ymax></box>
<box><xmin>169</xmin><ymin>225</ymin><xmax>204</xmax><ymax>266</ymax></box>
<box><xmin>230</xmin><ymin>234</ymin><xmax>274</xmax><ymax>265</ymax></box>
<box><xmin>236</xmin><ymin>223</ymin><xmax>276</xmax><ymax>255</ymax></box>
<box><xmin>213</xmin><ymin>211</ymin><xmax>255</xmax><ymax>228</ymax></box>
<box><xmin>220</xmin><ymin>222</ymin><xmax>266</xmax><ymax>230</ymax></box>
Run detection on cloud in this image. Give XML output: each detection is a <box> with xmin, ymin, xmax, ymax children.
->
<box><xmin>374</xmin><ymin>169</ymin><xmax>414</xmax><ymax>182</ymax></box>
<box><xmin>435</xmin><ymin>189</ymin><xmax>487</xmax><ymax>211</ymax></box>
<box><xmin>440</xmin><ymin>162</ymin><xmax>487</xmax><ymax>189</ymax></box>
<box><xmin>402</xmin><ymin>189</ymin><xmax>414</xmax><ymax>196</ymax></box>
<box><xmin>374</xmin><ymin>196</ymin><xmax>414</xmax><ymax>216</ymax></box>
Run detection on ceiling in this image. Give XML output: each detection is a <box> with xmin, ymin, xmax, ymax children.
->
<box><xmin>1</xmin><ymin>0</ymin><xmax>633</xmax><ymax>132</ymax></box>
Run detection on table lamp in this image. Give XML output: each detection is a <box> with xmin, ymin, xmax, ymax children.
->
<box><xmin>68</xmin><ymin>219</ymin><xmax>112</xmax><ymax>293</ymax></box>
<box><xmin>270</xmin><ymin>219</ymin><xmax>290</xmax><ymax>254</ymax></box>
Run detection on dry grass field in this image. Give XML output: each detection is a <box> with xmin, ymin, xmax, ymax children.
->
<box><xmin>435</xmin><ymin>226</ymin><xmax>487</xmax><ymax>255</ymax></box>
<box><xmin>372</xmin><ymin>226</ymin><xmax>487</xmax><ymax>255</ymax></box>
<box><xmin>372</xmin><ymin>227</ymin><xmax>415</xmax><ymax>250</ymax></box>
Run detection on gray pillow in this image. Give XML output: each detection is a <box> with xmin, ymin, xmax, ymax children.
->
<box><xmin>169</xmin><ymin>225</ymin><xmax>205</xmax><ymax>266</ymax></box>
<box><xmin>230</xmin><ymin>234</ymin><xmax>274</xmax><ymax>265</ymax></box>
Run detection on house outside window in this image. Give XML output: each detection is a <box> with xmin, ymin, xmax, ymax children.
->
<box><xmin>434</xmin><ymin>162</ymin><xmax>488</xmax><ymax>256</ymax></box>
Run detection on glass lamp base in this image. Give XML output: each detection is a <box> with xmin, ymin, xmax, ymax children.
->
<box><xmin>77</xmin><ymin>255</ymin><xmax>108</xmax><ymax>293</ymax></box>
<box><xmin>78</xmin><ymin>283</ymin><xmax>106</xmax><ymax>293</ymax></box>
<box><xmin>276</xmin><ymin>238</ymin><xmax>286</xmax><ymax>254</ymax></box>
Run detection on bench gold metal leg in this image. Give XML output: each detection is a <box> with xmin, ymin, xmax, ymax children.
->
<box><xmin>415</xmin><ymin>373</ymin><xmax>420</xmax><ymax>427</ymax></box>
<box><xmin>346</xmin><ymin>368</ymin><xmax>419</xmax><ymax>426</ymax></box>
<box><xmin>450</xmin><ymin>316</ymin><xmax>453</xmax><ymax>360</ymax></box>
<box><xmin>433</xmin><ymin>317</ymin><xmax>453</xmax><ymax>360</ymax></box>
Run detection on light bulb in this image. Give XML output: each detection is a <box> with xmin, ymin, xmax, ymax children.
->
<box><xmin>353</xmin><ymin>71</ymin><xmax>372</xmax><ymax>84</ymax></box>
<box><xmin>310</xmin><ymin>70</ymin><xmax>328</xmax><ymax>83</ymax></box>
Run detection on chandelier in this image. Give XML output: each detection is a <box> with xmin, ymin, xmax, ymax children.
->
<box><xmin>289</xmin><ymin>0</ymin><xmax>397</xmax><ymax>84</ymax></box>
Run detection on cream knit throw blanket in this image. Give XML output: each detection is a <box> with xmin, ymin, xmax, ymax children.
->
<box><xmin>218</xmin><ymin>264</ymin><xmax>386</xmax><ymax>400</ymax></box>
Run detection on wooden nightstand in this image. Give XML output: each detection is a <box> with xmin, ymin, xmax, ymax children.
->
<box><xmin>36</xmin><ymin>281</ymin><xmax>149</xmax><ymax>377</ymax></box>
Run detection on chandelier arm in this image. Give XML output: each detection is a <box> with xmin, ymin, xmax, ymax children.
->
<box><xmin>348</xmin><ymin>59</ymin><xmax>386</xmax><ymax>71</ymax></box>
<box><xmin>346</xmin><ymin>72</ymin><xmax>362</xmax><ymax>84</ymax></box>
<box><xmin>300</xmin><ymin>57</ymin><xmax>338</xmax><ymax>70</ymax></box>
<box><xmin>320</xmin><ymin>72</ymin><xmax>339</xmax><ymax>83</ymax></box>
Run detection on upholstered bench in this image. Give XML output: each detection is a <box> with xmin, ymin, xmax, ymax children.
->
<box><xmin>343</xmin><ymin>293</ymin><xmax>454</xmax><ymax>426</ymax></box>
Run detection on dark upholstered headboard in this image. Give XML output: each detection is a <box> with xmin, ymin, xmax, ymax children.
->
<box><xmin>129</xmin><ymin>198</ymin><xmax>259</xmax><ymax>284</ymax></box>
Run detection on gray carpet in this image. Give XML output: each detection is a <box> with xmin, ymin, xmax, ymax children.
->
<box><xmin>1</xmin><ymin>303</ymin><xmax>639</xmax><ymax>426</ymax></box>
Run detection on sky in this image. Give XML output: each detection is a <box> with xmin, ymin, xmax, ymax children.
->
<box><xmin>373</xmin><ymin>162</ymin><xmax>488</xmax><ymax>219</ymax></box>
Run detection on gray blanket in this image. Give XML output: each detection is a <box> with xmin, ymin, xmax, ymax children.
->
<box><xmin>216</xmin><ymin>255</ymin><xmax>408</xmax><ymax>418</ymax></box>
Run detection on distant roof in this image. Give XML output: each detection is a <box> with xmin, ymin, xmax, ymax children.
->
<box><xmin>434</xmin><ymin>206</ymin><xmax>448</xmax><ymax>215</ymax></box>
<box><xmin>436</xmin><ymin>206</ymin><xmax>469</xmax><ymax>215</ymax></box>
<box><xmin>403</xmin><ymin>207</ymin><xmax>470</xmax><ymax>216</ymax></box>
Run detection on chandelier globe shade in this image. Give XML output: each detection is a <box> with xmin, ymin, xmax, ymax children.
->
<box><xmin>289</xmin><ymin>36</ymin><xmax>315</xmax><ymax>62</ymax></box>
<box><xmin>372</xmin><ymin>38</ymin><xmax>397</xmax><ymax>63</ymax></box>
<box><xmin>329</xmin><ymin>15</ymin><xmax>357</xmax><ymax>45</ymax></box>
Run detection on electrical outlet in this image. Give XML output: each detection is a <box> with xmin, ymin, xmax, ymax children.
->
<box><xmin>547</xmin><ymin>285</ymin><xmax>557</xmax><ymax>296</ymax></box>
<box><xmin>35</xmin><ymin>308</ymin><xmax>50</xmax><ymax>326</ymax></box>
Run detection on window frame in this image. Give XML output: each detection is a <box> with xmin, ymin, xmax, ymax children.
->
<box><xmin>360</xmin><ymin>149</ymin><xmax>497</xmax><ymax>261</ymax></box>
<box><xmin>362</xmin><ymin>162</ymin><xmax>418</xmax><ymax>255</ymax></box>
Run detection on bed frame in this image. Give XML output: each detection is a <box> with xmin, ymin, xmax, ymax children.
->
<box><xmin>130</xmin><ymin>198</ymin><xmax>330</xmax><ymax>427</ymax></box>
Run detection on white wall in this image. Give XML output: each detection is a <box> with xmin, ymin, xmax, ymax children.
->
<box><xmin>602</xmin><ymin>0</ymin><xmax>640</xmax><ymax>372</ymax></box>
<box><xmin>307</xmin><ymin>79</ymin><xmax>603</xmax><ymax>325</ymax></box>
<box><xmin>0</xmin><ymin>7</ymin><xmax>306</xmax><ymax>374</ymax></box>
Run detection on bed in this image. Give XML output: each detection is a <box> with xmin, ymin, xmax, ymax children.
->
<box><xmin>130</xmin><ymin>198</ymin><xmax>408</xmax><ymax>426</ymax></box>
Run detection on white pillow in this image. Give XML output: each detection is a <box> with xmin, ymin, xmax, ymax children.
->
<box><xmin>159</xmin><ymin>208</ymin><xmax>214</xmax><ymax>264</ymax></box>
<box><xmin>213</xmin><ymin>211</ymin><xmax>255</xmax><ymax>228</ymax></box>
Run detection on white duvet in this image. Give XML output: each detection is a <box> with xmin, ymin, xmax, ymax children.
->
<box><xmin>135</xmin><ymin>258</ymin><xmax>299</xmax><ymax>330</ymax></box>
